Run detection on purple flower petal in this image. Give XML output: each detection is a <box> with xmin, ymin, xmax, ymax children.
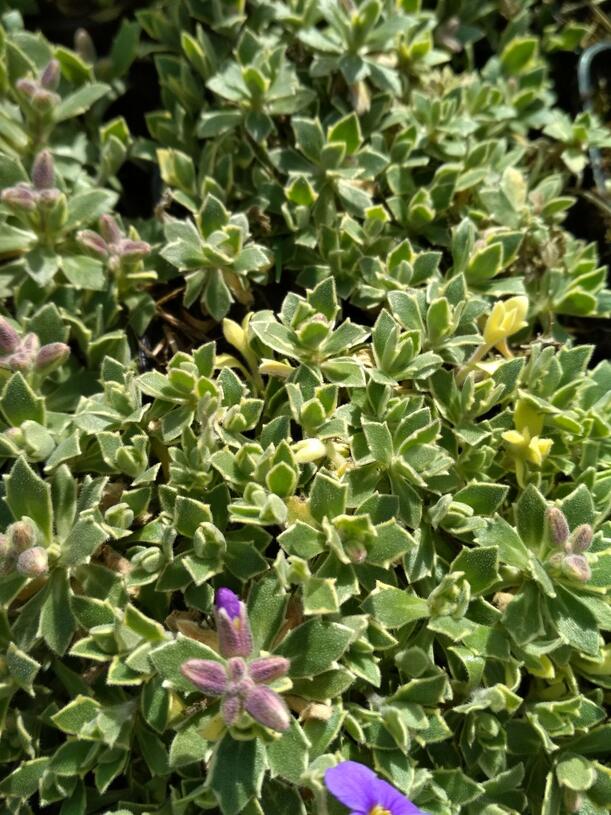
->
<box><xmin>180</xmin><ymin>659</ymin><xmax>227</xmax><ymax>696</ymax></box>
<box><xmin>248</xmin><ymin>655</ymin><xmax>290</xmax><ymax>684</ymax></box>
<box><xmin>325</xmin><ymin>762</ymin><xmax>426</xmax><ymax>815</ymax></box>
<box><xmin>222</xmin><ymin>694</ymin><xmax>241</xmax><ymax>726</ymax></box>
<box><xmin>215</xmin><ymin>587</ymin><xmax>241</xmax><ymax>619</ymax></box>
<box><xmin>244</xmin><ymin>685</ymin><xmax>290</xmax><ymax>732</ymax></box>
<box><xmin>373</xmin><ymin>775</ymin><xmax>426</xmax><ymax>815</ymax></box>
<box><xmin>324</xmin><ymin>761</ymin><xmax>378</xmax><ymax>812</ymax></box>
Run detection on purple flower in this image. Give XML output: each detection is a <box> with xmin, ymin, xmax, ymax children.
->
<box><xmin>180</xmin><ymin>654</ymin><xmax>291</xmax><ymax>733</ymax></box>
<box><xmin>325</xmin><ymin>761</ymin><xmax>425</xmax><ymax>815</ymax></box>
<box><xmin>214</xmin><ymin>587</ymin><xmax>253</xmax><ymax>658</ymax></box>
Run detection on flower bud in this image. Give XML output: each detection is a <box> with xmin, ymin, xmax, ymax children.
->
<box><xmin>214</xmin><ymin>587</ymin><xmax>253</xmax><ymax>659</ymax></box>
<box><xmin>547</xmin><ymin>507</ymin><xmax>569</xmax><ymax>548</ymax></box>
<box><xmin>570</xmin><ymin>524</ymin><xmax>593</xmax><ymax>553</ymax></box>
<box><xmin>34</xmin><ymin>342</ymin><xmax>70</xmax><ymax>374</ymax></box>
<box><xmin>40</xmin><ymin>60</ymin><xmax>60</xmax><ymax>91</ymax></box>
<box><xmin>1</xmin><ymin>185</ymin><xmax>36</xmax><ymax>211</ymax></box>
<box><xmin>100</xmin><ymin>214</ymin><xmax>122</xmax><ymax>246</ymax></box>
<box><xmin>117</xmin><ymin>239</ymin><xmax>151</xmax><ymax>260</ymax></box>
<box><xmin>32</xmin><ymin>88</ymin><xmax>60</xmax><ymax>111</ymax></box>
<box><xmin>292</xmin><ymin>438</ymin><xmax>327</xmax><ymax>464</ymax></box>
<box><xmin>7</xmin><ymin>351</ymin><xmax>33</xmax><ymax>372</ymax></box>
<box><xmin>8</xmin><ymin>519</ymin><xmax>36</xmax><ymax>552</ymax></box>
<box><xmin>31</xmin><ymin>150</ymin><xmax>54</xmax><ymax>190</ymax></box>
<box><xmin>16</xmin><ymin>78</ymin><xmax>37</xmax><ymax>97</ymax></box>
<box><xmin>221</xmin><ymin>694</ymin><xmax>241</xmax><ymax>726</ymax></box>
<box><xmin>77</xmin><ymin>229</ymin><xmax>109</xmax><ymax>257</ymax></box>
<box><xmin>248</xmin><ymin>656</ymin><xmax>290</xmax><ymax>684</ymax></box>
<box><xmin>181</xmin><ymin>659</ymin><xmax>228</xmax><ymax>696</ymax></box>
<box><xmin>16</xmin><ymin>546</ymin><xmax>48</xmax><ymax>577</ymax></box>
<box><xmin>37</xmin><ymin>188</ymin><xmax>62</xmax><ymax>207</ymax></box>
<box><xmin>563</xmin><ymin>554</ymin><xmax>591</xmax><ymax>582</ymax></box>
<box><xmin>74</xmin><ymin>28</ymin><xmax>97</xmax><ymax>64</ymax></box>
<box><xmin>223</xmin><ymin>318</ymin><xmax>247</xmax><ymax>355</ymax></box>
<box><xmin>0</xmin><ymin>318</ymin><xmax>22</xmax><ymax>354</ymax></box>
<box><xmin>244</xmin><ymin>685</ymin><xmax>291</xmax><ymax>732</ymax></box>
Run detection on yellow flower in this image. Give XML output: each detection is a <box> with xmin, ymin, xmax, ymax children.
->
<box><xmin>483</xmin><ymin>296</ymin><xmax>529</xmax><ymax>357</ymax></box>
<box><xmin>502</xmin><ymin>399</ymin><xmax>552</xmax><ymax>482</ymax></box>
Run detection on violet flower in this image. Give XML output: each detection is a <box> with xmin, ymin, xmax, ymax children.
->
<box><xmin>325</xmin><ymin>761</ymin><xmax>425</xmax><ymax>815</ymax></box>
<box><xmin>180</xmin><ymin>587</ymin><xmax>291</xmax><ymax>732</ymax></box>
<box><xmin>214</xmin><ymin>586</ymin><xmax>253</xmax><ymax>658</ymax></box>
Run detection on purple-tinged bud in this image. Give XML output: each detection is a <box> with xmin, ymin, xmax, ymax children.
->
<box><xmin>117</xmin><ymin>238</ymin><xmax>151</xmax><ymax>259</ymax></box>
<box><xmin>547</xmin><ymin>507</ymin><xmax>569</xmax><ymax>548</ymax></box>
<box><xmin>0</xmin><ymin>318</ymin><xmax>22</xmax><ymax>354</ymax></box>
<box><xmin>16</xmin><ymin>78</ymin><xmax>37</xmax><ymax>97</ymax></box>
<box><xmin>74</xmin><ymin>28</ymin><xmax>97</xmax><ymax>64</ymax></box>
<box><xmin>345</xmin><ymin>542</ymin><xmax>367</xmax><ymax>564</ymax></box>
<box><xmin>20</xmin><ymin>334</ymin><xmax>40</xmax><ymax>366</ymax></box>
<box><xmin>37</xmin><ymin>188</ymin><xmax>62</xmax><ymax>207</ymax></box>
<box><xmin>16</xmin><ymin>546</ymin><xmax>48</xmax><ymax>577</ymax></box>
<box><xmin>570</xmin><ymin>524</ymin><xmax>593</xmax><ymax>553</ymax></box>
<box><xmin>181</xmin><ymin>659</ymin><xmax>227</xmax><ymax>696</ymax></box>
<box><xmin>214</xmin><ymin>588</ymin><xmax>253</xmax><ymax>659</ymax></box>
<box><xmin>563</xmin><ymin>790</ymin><xmax>583</xmax><ymax>814</ymax></box>
<box><xmin>7</xmin><ymin>351</ymin><xmax>33</xmax><ymax>372</ymax></box>
<box><xmin>227</xmin><ymin>657</ymin><xmax>248</xmax><ymax>683</ymax></box>
<box><xmin>563</xmin><ymin>554</ymin><xmax>591</xmax><ymax>582</ymax></box>
<box><xmin>34</xmin><ymin>342</ymin><xmax>70</xmax><ymax>374</ymax></box>
<box><xmin>244</xmin><ymin>685</ymin><xmax>291</xmax><ymax>732</ymax></box>
<box><xmin>1</xmin><ymin>185</ymin><xmax>37</xmax><ymax>211</ymax></box>
<box><xmin>8</xmin><ymin>520</ymin><xmax>36</xmax><ymax>552</ymax></box>
<box><xmin>77</xmin><ymin>229</ymin><xmax>109</xmax><ymax>257</ymax></box>
<box><xmin>40</xmin><ymin>60</ymin><xmax>61</xmax><ymax>91</ymax></box>
<box><xmin>32</xmin><ymin>150</ymin><xmax>55</xmax><ymax>190</ymax></box>
<box><xmin>221</xmin><ymin>694</ymin><xmax>241</xmax><ymax>727</ymax></box>
<box><xmin>248</xmin><ymin>656</ymin><xmax>290</xmax><ymax>684</ymax></box>
<box><xmin>32</xmin><ymin>89</ymin><xmax>60</xmax><ymax>111</ymax></box>
<box><xmin>100</xmin><ymin>214</ymin><xmax>122</xmax><ymax>246</ymax></box>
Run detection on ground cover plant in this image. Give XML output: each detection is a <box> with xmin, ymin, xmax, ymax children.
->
<box><xmin>0</xmin><ymin>1</ymin><xmax>610</xmax><ymax>813</ymax></box>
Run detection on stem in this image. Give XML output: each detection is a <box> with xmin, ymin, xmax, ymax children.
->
<box><xmin>455</xmin><ymin>343</ymin><xmax>490</xmax><ymax>386</ymax></box>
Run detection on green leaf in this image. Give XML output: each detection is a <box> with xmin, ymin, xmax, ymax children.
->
<box><xmin>275</xmin><ymin>618</ymin><xmax>354</xmax><ymax>676</ymax></box>
<box><xmin>516</xmin><ymin>484</ymin><xmax>547</xmax><ymax>549</ymax></box>
<box><xmin>362</xmin><ymin>584</ymin><xmax>430</xmax><ymax>628</ymax></box>
<box><xmin>1</xmin><ymin>372</ymin><xmax>45</xmax><ymax>425</ymax></box>
<box><xmin>54</xmin><ymin>83</ymin><xmax>111</xmax><ymax>121</ymax></box>
<box><xmin>0</xmin><ymin>757</ymin><xmax>50</xmax><ymax>800</ymax></box>
<box><xmin>501</xmin><ymin>38</ymin><xmax>538</xmax><ymax>75</ymax></box>
<box><xmin>309</xmin><ymin>473</ymin><xmax>347</xmax><ymax>523</ymax></box>
<box><xmin>266</xmin><ymin>719</ymin><xmax>310</xmax><ymax>784</ymax></box>
<box><xmin>62</xmin><ymin>255</ymin><xmax>106</xmax><ymax>290</ymax></box>
<box><xmin>327</xmin><ymin>112</ymin><xmax>362</xmax><ymax>155</ymax></box>
<box><xmin>149</xmin><ymin>634</ymin><xmax>223</xmax><ymax>691</ymax></box>
<box><xmin>209</xmin><ymin>734</ymin><xmax>266</xmax><ymax>815</ymax></box>
<box><xmin>39</xmin><ymin>570</ymin><xmax>76</xmax><ymax>655</ymax></box>
<box><xmin>60</xmin><ymin>518</ymin><xmax>107</xmax><ymax>567</ymax></box>
<box><xmin>4</xmin><ymin>456</ymin><xmax>53</xmax><ymax>541</ymax></box>
<box><xmin>555</xmin><ymin>754</ymin><xmax>596</xmax><ymax>792</ymax></box>
<box><xmin>547</xmin><ymin>585</ymin><xmax>600</xmax><ymax>656</ymax></box>
<box><xmin>452</xmin><ymin>547</ymin><xmax>500</xmax><ymax>594</ymax></box>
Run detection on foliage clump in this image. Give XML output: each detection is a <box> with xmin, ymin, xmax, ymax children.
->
<box><xmin>0</xmin><ymin>2</ymin><xmax>610</xmax><ymax>814</ymax></box>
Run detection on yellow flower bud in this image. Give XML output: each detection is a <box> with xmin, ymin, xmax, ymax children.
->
<box><xmin>292</xmin><ymin>438</ymin><xmax>327</xmax><ymax>464</ymax></box>
<box><xmin>259</xmin><ymin>359</ymin><xmax>294</xmax><ymax>378</ymax></box>
<box><xmin>483</xmin><ymin>296</ymin><xmax>529</xmax><ymax>350</ymax></box>
<box><xmin>222</xmin><ymin>318</ymin><xmax>247</xmax><ymax>356</ymax></box>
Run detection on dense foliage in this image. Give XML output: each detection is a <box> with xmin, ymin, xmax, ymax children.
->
<box><xmin>0</xmin><ymin>1</ymin><xmax>610</xmax><ymax>814</ymax></box>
